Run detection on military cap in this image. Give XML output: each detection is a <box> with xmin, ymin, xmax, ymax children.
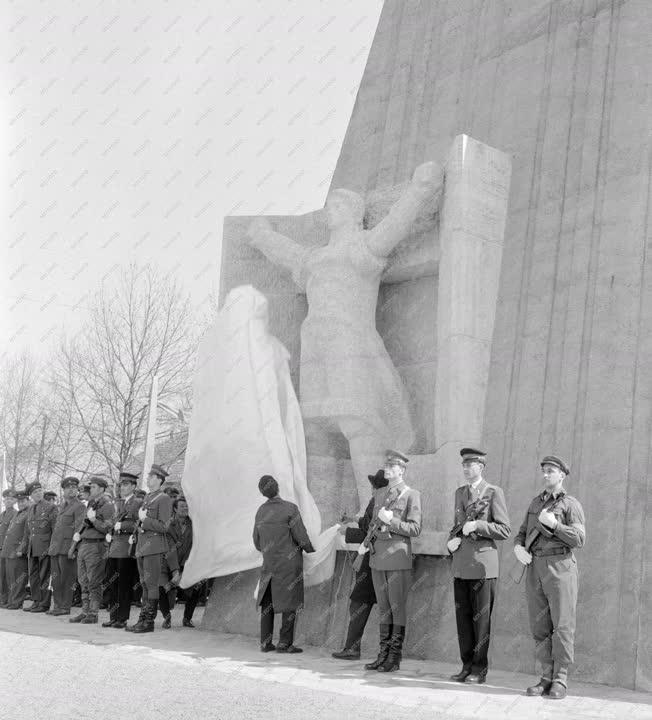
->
<box><xmin>541</xmin><ymin>455</ymin><xmax>570</xmax><ymax>476</ymax></box>
<box><xmin>384</xmin><ymin>449</ymin><xmax>409</xmax><ymax>467</ymax></box>
<box><xmin>2</xmin><ymin>489</ymin><xmax>16</xmax><ymax>498</ymax></box>
<box><xmin>88</xmin><ymin>475</ymin><xmax>108</xmax><ymax>489</ymax></box>
<box><xmin>460</xmin><ymin>447</ymin><xmax>487</xmax><ymax>465</ymax></box>
<box><xmin>44</xmin><ymin>491</ymin><xmax>57</xmax><ymax>500</ymax></box>
<box><xmin>61</xmin><ymin>476</ymin><xmax>80</xmax><ymax>489</ymax></box>
<box><xmin>134</xmin><ymin>488</ymin><xmax>146</xmax><ymax>498</ymax></box>
<box><xmin>149</xmin><ymin>463</ymin><xmax>169</xmax><ymax>480</ymax></box>
<box><xmin>119</xmin><ymin>471</ymin><xmax>139</xmax><ymax>485</ymax></box>
<box><xmin>163</xmin><ymin>486</ymin><xmax>180</xmax><ymax>497</ymax></box>
<box><xmin>80</xmin><ymin>484</ymin><xmax>91</xmax><ymax>493</ymax></box>
<box><xmin>26</xmin><ymin>482</ymin><xmax>42</xmax><ymax>495</ymax></box>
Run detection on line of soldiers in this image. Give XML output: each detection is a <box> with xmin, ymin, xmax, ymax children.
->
<box><xmin>0</xmin><ymin>463</ymin><xmax>208</xmax><ymax>632</ymax></box>
<box><xmin>254</xmin><ymin>448</ymin><xmax>585</xmax><ymax>701</ymax></box>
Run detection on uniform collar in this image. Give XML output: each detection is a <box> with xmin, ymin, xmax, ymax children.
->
<box><xmin>541</xmin><ymin>486</ymin><xmax>566</xmax><ymax>501</ymax></box>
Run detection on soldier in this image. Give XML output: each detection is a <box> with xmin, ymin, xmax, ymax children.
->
<box><xmin>44</xmin><ymin>491</ymin><xmax>58</xmax><ymax>506</ymax></box>
<box><xmin>513</xmin><ymin>455</ymin><xmax>585</xmax><ymax>700</ymax></box>
<box><xmin>446</xmin><ymin>448</ymin><xmax>511</xmax><ymax>684</ymax></box>
<box><xmin>126</xmin><ymin>464</ymin><xmax>173</xmax><ymax>634</ymax></box>
<box><xmin>332</xmin><ymin>469</ymin><xmax>386</xmax><ymax>660</ymax></box>
<box><xmin>103</xmin><ymin>471</ymin><xmax>142</xmax><ymax>629</ymax></box>
<box><xmin>23</xmin><ymin>482</ymin><xmax>58</xmax><ymax>613</ymax></box>
<box><xmin>69</xmin><ymin>476</ymin><xmax>115</xmax><ymax>624</ymax></box>
<box><xmin>0</xmin><ymin>489</ymin><xmax>17</xmax><ymax>607</ymax></box>
<box><xmin>158</xmin><ymin>496</ymin><xmax>192</xmax><ymax>629</ymax></box>
<box><xmin>253</xmin><ymin>475</ymin><xmax>315</xmax><ymax>653</ymax></box>
<box><xmin>1</xmin><ymin>491</ymin><xmax>30</xmax><ymax>609</ymax></box>
<box><xmin>364</xmin><ymin>450</ymin><xmax>422</xmax><ymax>673</ymax></box>
<box><xmin>47</xmin><ymin>477</ymin><xmax>85</xmax><ymax>616</ymax></box>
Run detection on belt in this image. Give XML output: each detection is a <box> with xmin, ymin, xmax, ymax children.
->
<box><xmin>531</xmin><ymin>546</ymin><xmax>570</xmax><ymax>557</ymax></box>
<box><xmin>80</xmin><ymin>537</ymin><xmax>106</xmax><ymax>543</ymax></box>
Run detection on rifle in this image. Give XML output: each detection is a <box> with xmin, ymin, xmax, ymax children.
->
<box><xmin>70</xmin><ymin>497</ymin><xmax>101</xmax><ymax>556</ymax></box>
<box><xmin>510</xmin><ymin>494</ymin><xmax>566</xmax><ymax>584</ymax></box>
<box><xmin>352</xmin><ymin>487</ymin><xmax>409</xmax><ymax>573</ymax></box>
<box><xmin>449</xmin><ymin>495</ymin><xmax>491</xmax><ymax>543</ymax></box>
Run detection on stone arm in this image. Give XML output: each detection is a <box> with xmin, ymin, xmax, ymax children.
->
<box><xmin>247</xmin><ymin>219</ymin><xmax>308</xmax><ymax>276</ymax></box>
<box><xmin>473</xmin><ymin>487</ymin><xmax>511</xmax><ymax>541</ymax></box>
<box><xmin>365</xmin><ymin>160</ymin><xmax>443</xmax><ymax>259</ymax></box>
<box><xmin>288</xmin><ymin>505</ymin><xmax>315</xmax><ymax>553</ymax></box>
<box><xmin>387</xmin><ymin>491</ymin><xmax>422</xmax><ymax>538</ymax></box>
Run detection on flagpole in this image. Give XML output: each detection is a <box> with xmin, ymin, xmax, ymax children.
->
<box><xmin>140</xmin><ymin>375</ymin><xmax>159</xmax><ymax>491</ymax></box>
<box><xmin>1</xmin><ymin>450</ymin><xmax>6</xmax><ymax>496</ymax></box>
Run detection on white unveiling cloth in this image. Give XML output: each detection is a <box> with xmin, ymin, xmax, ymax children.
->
<box><xmin>181</xmin><ymin>285</ymin><xmax>338</xmax><ymax>588</ymax></box>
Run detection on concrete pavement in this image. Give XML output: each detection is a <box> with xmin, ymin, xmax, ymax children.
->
<box><xmin>0</xmin><ymin>606</ymin><xmax>649</xmax><ymax>720</ymax></box>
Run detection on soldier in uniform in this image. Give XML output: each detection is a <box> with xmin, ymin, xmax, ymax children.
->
<box><xmin>1</xmin><ymin>491</ymin><xmax>30</xmax><ymax>609</ymax></box>
<box><xmin>126</xmin><ymin>463</ymin><xmax>173</xmax><ymax>633</ymax></box>
<box><xmin>103</xmin><ymin>471</ymin><xmax>142</xmax><ymax>629</ymax></box>
<box><xmin>0</xmin><ymin>489</ymin><xmax>17</xmax><ymax>607</ymax></box>
<box><xmin>513</xmin><ymin>455</ymin><xmax>585</xmax><ymax>700</ymax></box>
<box><xmin>47</xmin><ymin>477</ymin><xmax>85</xmax><ymax>615</ymax></box>
<box><xmin>446</xmin><ymin>448</ymin><xmax>511</xmax><ymax>683</ymax></box>
<box><xmin>23</xmin><ymin>481</ymin><xmax>58</xmax><ymax>613</ymax></box>
<box><xmin>69</xmin><ymin>476</ymin><xmax>115</xmax><ymax>624</ymax></box>
<box><xmin>364</xmin><ymin>450</ymin><xmax>422</xmax><ymax>673</ymax></box>
<box><xmin>332</xmin><ymin>469</ymin><xmax>386</xmax><ymax>660</ymax></box>
<box><xmin>44</xmin><ymin>491</ymin><xmax>58</xmax><ymax>506</ymax></box>
<box><xmin>253</xmin><ymin>475</ymin><xmax>315</xmax><ymax>653</ymax></box>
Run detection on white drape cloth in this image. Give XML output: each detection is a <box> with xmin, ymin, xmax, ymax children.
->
<box><xmin>181</xmin><ymin>285</ymin><xmax>337</xmax><ymax>588</ymax></box>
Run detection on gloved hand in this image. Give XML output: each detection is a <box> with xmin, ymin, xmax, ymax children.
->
<box><xmin>114</xmin><ymin>521</ymin><xmax>122</xmax><ymax>531</ymax></box>
<box><xmin>86</xmin><ymin>508</ymin><xmax>96</xmax><ymax>521</ymax></box>
<box><xmin>67</xmin><ymin>548</ymin><xmax>76</xmax><ymax>560</ymax></box>
<box><xmin>138</xmin><ymin>507</ymin><xmax>147</xmax><ymax>521</ymax></box>
<box><xmin>514</xmin><ymin>545</ymin><xmax>532</xmax><ymax>565</ymax></box>
<box><xmin>357</xmin><ymin>543</ymin><xmax>369</xmax><ymax>556</ymax></box>
<box><xmin>72</xmin><ymin>532</ymin><xmax>81</xmax><ymax>543</ymax></box>
<box><xmin>538</xmin><ymin>509</ymin><xmax>557</xmax><ymax>529</ymax></box>
<box><xmin>377</xmin><ymin>507</ymin><xmax>393</xmax><ymax>524</ymax></box>
<box><xmin>105</xmin><ymin>533</ymin><xmax>112</xmax><ymax>543</ymax></box>
<box><xmin>128</xmin><ymin>535</ymin><xmax>135</xmax><ymax>545</ymax></box>
<box><xmin>462</xmin><ymin>520</ymin><xmax>478</xmax><ymax>536</ymax></box>
<box><xmin>447</xmin><ymin>537</ymin><xmax>461</xmax><ymax>553</ymax></box>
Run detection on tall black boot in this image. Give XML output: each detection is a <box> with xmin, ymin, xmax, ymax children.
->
<box><xmin>377</xmin><ymin>625</ymin><xmax>405</xmax><ymax>672</ymax></box>
<box><xmin>364</xmin><ymin>624</ymin><xmax>392</xmax><ymax>670</ymax></box>
<box><xmin>125</xmin><ymin>603</ymin><xmax>147</xmax><ymax>632</ymax></box>
<box><xmin>132</xmin><ymin>599</ymin><xmax>156</xmax><ymax>634</ymax></box>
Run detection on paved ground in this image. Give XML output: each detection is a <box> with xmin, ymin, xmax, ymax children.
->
<box><xmin>0</xmin><ymin>606</ymin><xmax>649</xmax><ymax>720</ymax></box>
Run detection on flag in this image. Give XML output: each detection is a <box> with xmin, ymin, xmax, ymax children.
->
<box><xmin>140</xmin><ymin>375</ymin><xmax>158</xmax><ymax>491</ymax></box>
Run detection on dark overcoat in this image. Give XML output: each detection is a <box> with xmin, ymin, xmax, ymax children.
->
<box><xmin>109</xmin><ymin>494</ymin><xmax>143</xmax><ymax>559</ymax></box>
<box><xmin>344</xmin><ymin>497</ymin><xmax>376</xmax><ymax>605</ymax></box>
<box><xmin>48</xmin><ymin>498</ymin><xmax>85</xmax><ymax>555</ymax></box>
<box><xmin>253</xmin><ymin>496</ymin><xmax>315</xmax><ymax>613</ymax></box>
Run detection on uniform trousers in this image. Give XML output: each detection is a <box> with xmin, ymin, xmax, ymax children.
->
<box><xmin>371</xmin><ymin>568</ymin><xmax>411</xmax><ymax>626</ymax></box>
<box><xmin>0</xmin><ymin>557</ymin><xmax>9</xmax><ymax>605</ymax></box>
<box><xmin>260</xmin><ymin>582</ymin><xmax>296</xmax><ymax>647</ymax></box>
<box><xmin>6</xmin><ymin>557</ymin><xmax>28</xmax><ymax>606</ymax></box>
<box><xmin>137</xmin><ymin>554</ymin><xmax>162</xmax><ymax>601</ymax></box>
<box><xmin>50</xmin><ymin>555</ymin><xmax>77</xmax><ymax>611</ymax></box>
<box><xmin>453</xmin><ymin>577</ymin><xmax>496</xmax><ymax>675</ymax></box>
<box><xmin>106</xmin><ymin>556</ymin><xmax>138</xmax><ymax>621</ymax></box>
<box><xmin>77</xmin><ymin>542</ymin><xmax>107</xmax><ymax>610</ymax></box>
<box><xmin>526</xmin><ymin>553</ymin><xmax>578</xmax><ymax>683</ymax></box>
<box><xmin>28</xmin><ymin>554</ymin><xmax>51</xmax><ymax>609</ymax></box>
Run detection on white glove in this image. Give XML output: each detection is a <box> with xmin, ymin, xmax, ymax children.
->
<box><xmin>377</xmin><ymin>507</ymin><xmax>393</xmax><ymax>524</ymax></box>
<box><xmin>538</xmin><ymin>509</ymin><xmax>557</xmax><ymax>529</ymax></box>
<box><xmin>72</xmin><ymin>532</ymin><xmax>81</xmax><ymax>543</ymax></box>
<box><xmin>105</xmin><ymin>533</ymin><xmax>112</xmax><ymax>543</ymax></box>
<box><xmin>138</xmin><ymin>507</ymin><xmax>147</xmax><ymax>521</ymax></box>
<box><xmin>514</xmin><ymin>545</ymin><xmax>532</xmax><ymax>565</ymax></box>
<box><xmin>86</xmin><ymin>508</ymin><xmax>96</xmax><ymax>521</ymax></box>
<box><xmin>128</xmin><ymin>534</ymin><xmax>134</xmax><ymax>545</ymax></box>
<box><xmin>447</xmin><ymin>537</ymin><xmax>461</xmax><ymax>553</ymax></box>
<box><xmin>462</xmin><ymin>520</ymin><xmax>478</xmax><ymax>536</ymax></box>
<box><xmin>114</xmin><ymin>521</ymin><xmax>122</xmax><ymax>531</ymax></box>
<box><xmin>357</xmin><ymin>544</ymin><xmax>369</xmax><ymax>556</ymax></box>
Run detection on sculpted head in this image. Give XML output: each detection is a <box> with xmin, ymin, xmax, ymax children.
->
<box><xmin>325</xmin><ymin>189</ymin><xmax>365</xmax><ymax>231</ymax></box>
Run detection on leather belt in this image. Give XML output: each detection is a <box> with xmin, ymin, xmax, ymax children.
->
<box><xmin>531</xmin><ymin>546</ymin><xmax>570</xmax><ymax>557</ymax></box>
<box><xmin>80</xmin><ymin>537</ymin><xmax>106</xmax><ymax>543</ymax></box>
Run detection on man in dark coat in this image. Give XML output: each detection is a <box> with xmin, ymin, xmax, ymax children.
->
<box><xmin>23</xmin><ymin>482</ymin><xmax>58</xmax><ymax>613</ymax></box>
<box><xmin>47</xmin><ymin>476</ymin><xmax>85</xmax><ymax>615</ymax></box>
<box><xmin>332</xmin><ymin>469</ymin><xmax>388</xmax><ymax>660</ymax></box>
<box><xmin>102</xmin><ymin>471</ymin><xmax>142</xmax><ymax>629</ymax></box>
<box><xmin>253</xmin><ymin>475</ymin><xmax>315</xmax><ymax>654</ymax></box>
<box><xmin>0</xmin><ymin>489</ymin><xmax>17</xmax><ymax>608</ymax></box>
<box><xmin>158</xmin><ymin>496</ymin><xmax>192</xmax><ymax>629</ymax></box>
<box><xmin>1</xmin><ymin>492</ymin><xmax>30</xmax><ymax>608</ymax></box>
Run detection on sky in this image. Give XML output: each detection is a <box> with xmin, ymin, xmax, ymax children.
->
<box><xmin>1</xmin><ymin>0</ymin><xmax>384</xmax><ymax>356</ymax></box>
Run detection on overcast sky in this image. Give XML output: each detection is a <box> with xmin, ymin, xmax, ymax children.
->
<box><xmin>1</xmin><ymin>0</ymin><xmax>383</xmax><ymax>356</ymax></box>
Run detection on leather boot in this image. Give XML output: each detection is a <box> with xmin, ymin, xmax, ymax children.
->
<box><xmin>377</xmin><ymin>625</ymin><xmax>405</xmax><ymax>672</ymax></box>
<box><xmin>162</xmin><ymin>612</ymin><xmax>171</xmax><ymax>629</ymax></box>
<box><xmin>69</xmin><ymin>599</ymin><xmax>89</xmax><ymax>623</ymax></box>
<box><xmin>133</xmin><ymin>599</ymin><xmax>157</xmax><ymax>633</ymax></box>
<box><xmin>82</xmin><ymin>599</ymin><xmax>99</xmax><ymax>624</ymax></box>
<box><xmin>125</xmin><ymin>603</ymin><xmax>147</xmax><ymax>632</ymax></box>
<box><xmin>364</xmin><ymin>624</ymin><xmax>392</xmax><ymax>670</ymax></box>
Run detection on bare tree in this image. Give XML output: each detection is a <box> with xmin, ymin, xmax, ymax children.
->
<box><xmin>54</xmin><ymin>264</ymin><xmax>198</xmax><ymax>482</ymax></box>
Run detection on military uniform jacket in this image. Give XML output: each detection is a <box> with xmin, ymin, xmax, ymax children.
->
<box><xmin>74</xmin><ymin>495</ymin><xmax>115</xmax><ymax>543</ymax></box>
<box><xmin>24</xmin><ymin>499</ymin><xmax>58</xmax><ymax>557</ymax></box>
<box><xmin>0</xmin><ymin>508</ymin><xmax>28</xmax><ymax>559</ymax></box>
<box><xmin>515</xmin><ymin>488</ymin><xmax>585</xmax><ymax>554</ymax></box>
<box><xmin>448</xmin><ymin>480</ymin><xmax>511</xmax><ymax>579</ymax></box>
<box><xmin>48</xmin><ymin>498</ymin><xmax>86</xmax><ymax>555</ymax></box>
<box><xmin>344</xmin><ymin>497</ymin><xmax>376</xmax><ymax>604</ymax></box>
<box><xmin>135</xmin><ymin>490</ymin><xmax>173</xmax><ymax>558</ymax></box>
<box><xmin>253</xmin><ymin>497</ymin><xmax>315</xmax><ymax>613</ymax></box>
<box><xmin>108</xmin><ymin>494</ymin><xmax>142</xmax><ymax>559</ymax></box>
<box><xmin>0</xmin><ymin>507</ymin><xmax>17</xmax><ymax>550</ymax></box>
<box><xmin>369</xmin><ymin>481</ymin><xmax>422</xmax><ymax>571</ymax></box>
